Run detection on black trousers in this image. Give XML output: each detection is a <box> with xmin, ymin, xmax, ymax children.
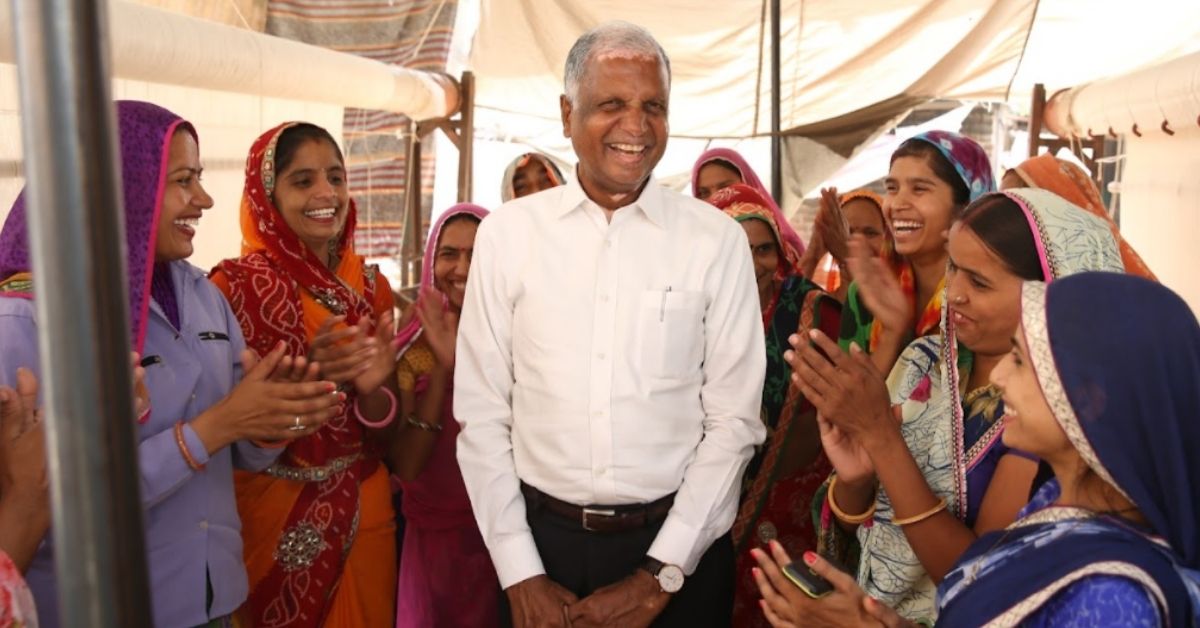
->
<box><xmin>500</xmin><ymin>497</ymin><xmax>734</xmax><ymax>627</ymax></box>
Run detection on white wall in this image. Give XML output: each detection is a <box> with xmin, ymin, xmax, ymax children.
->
<box><xmin>0</xmin><ymin>62</ymin><xmax>342</xmax><ymax>273</ymax></box>
<box><xmin>1117</xmin><ymin>130</ymin><xmax>1200</xmax><ymax>312</ymax></box>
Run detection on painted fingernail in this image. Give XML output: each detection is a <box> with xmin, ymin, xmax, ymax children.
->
<box><xmin>809</xmin><ymin>329</ymin><xmax>820</xmax><ymax>339</ymax></box>
<box><xmin>803</xmin><ymin>551</ymin><xmax>817</xmax><ymax>565</ymax></box>
<box><xmin>324</xmin><ymin>382</ymin><xmax>337</xmax><ymax>392</ymax></box>
<box><xmin>751</xmin><ymin>567</ymin><xmax>761</xmax><ymax>578</ymax></box>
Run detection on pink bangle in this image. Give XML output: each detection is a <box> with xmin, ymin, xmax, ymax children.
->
<box><xmin>354</xmin><ymin>387</ymin><xmax>396</xmax><ymax>428</ymax></box>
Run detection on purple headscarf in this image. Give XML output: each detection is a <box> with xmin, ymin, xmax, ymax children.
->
<box><xmin>691</xmin><ymin>147</ymin><xmax>805</xmax><ymax>255</ymax></box>
<box><xmin>0</xmin><ymin>100</ymin><xmax>195</xmax><ymax>352</ymax></box>
<box><xmin>906</xmin><ymin>130</ymin><xmax>995</xmax><ymax>203</ymax></box>
<box><xmin>393</xmin><ymin>203</ymin><xmax>490</xmax><ymax>351</ymax></box>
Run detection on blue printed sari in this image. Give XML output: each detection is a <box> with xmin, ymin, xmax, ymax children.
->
<box><xmin>937</xmin><ymin>275</ymin><xmax>1200</xmax><ymax>625</ymax></box>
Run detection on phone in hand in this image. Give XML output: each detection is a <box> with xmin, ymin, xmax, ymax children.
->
<box><xmin>782</xmin><ymin>561</ymin><xmax>834</xmax><ymax>599</ymax></box>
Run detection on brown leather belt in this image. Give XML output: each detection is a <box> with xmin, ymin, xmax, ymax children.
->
<box><xmin>521</xmin><ymin>483</ymin><xmax>675</xmax><ymax>533</ymax></box>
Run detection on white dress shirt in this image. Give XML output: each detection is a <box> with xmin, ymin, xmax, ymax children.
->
<box><xmin>454</xmin><ymin>176</ymin><xmax>766</xmax><ymax>588</ymax></box>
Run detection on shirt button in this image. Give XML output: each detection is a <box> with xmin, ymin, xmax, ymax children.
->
<box><xmin>190</xmin><ymin>394</ymin><xmax>196</xmax><ymax>401</ymax></box>
<box><xmin>598</xmin><ymin>466</ymin><xmax>610</xmax><ymax>476</ymax></box>
<box><xmin>599</xmin><ymin>295</ymin><xmax>610</xmax><ymax>303</ymax></box>
<box><xmin>597</xmin><ymin>353</ymin><xmax>607</xmax><ymax>360</ymax></box>
<box><xmin>198</xmin><ymin>520</ymin><xmax>208</xmax><ymax>530</ymax></box>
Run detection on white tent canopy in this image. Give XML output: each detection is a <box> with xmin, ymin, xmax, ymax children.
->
<box><xmin>462</xmin><ymin>0</ymin><xmax>1200</xmax><ymax>139</ymax></box>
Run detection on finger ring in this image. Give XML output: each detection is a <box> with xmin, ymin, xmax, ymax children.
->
<box><xmin>288</xmin><ymin>415</ymin><xmax>306</xmax><ymax>432</ymax></box>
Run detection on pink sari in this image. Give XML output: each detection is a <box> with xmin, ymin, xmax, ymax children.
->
<box><xmin>393</xmin><ymin>204</ymin><xmax>497</xmax><ymax>628</ymax></box>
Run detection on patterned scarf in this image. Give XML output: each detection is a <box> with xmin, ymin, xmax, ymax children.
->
<box><xmin>692</xmin><ymin>147</ymin><xmax>806</xmax><ymax>256</ymax></box>
<box><xmin>709</xmin><ymin>183</ymin><xmax>802</xmax><ymax>276</ymax></box>
<box><xmin>214</xmin><ymin>122</ymin><xmax>380</xmax><ymax>627</ymax></box>
<box><xmin>1012</xmin><ymin>153</ymin><xmax>1156</xmax><ymax>280</ymax></box>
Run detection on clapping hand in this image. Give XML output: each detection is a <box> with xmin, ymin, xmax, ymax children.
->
<box><xmin>845</xmin><ymin>236</ymin><xmax>910</xmax><ymax>337</ymax></box>
<box><xmin>190</xmin><ymin>342</ymin><xmax>342</xmax><ymax>451</ymax></box>
<box><xmin>786</xmin><ymin>331</ymin><xmax>896</xmax><ymax>449</ymax></box>
<box><xmin>0</xmin><ymin>368</ymin><xmax>50</xmax><ymax>570</ymax></box>
<box><xmin>815</xmin><ymin>187</ymin><xmax>851</xmax><ymax>263</ymax></box>
<box><xmin>414</xmin><ymin>287</ymin><xmax>458</xmax><ymax>369</ymax></box>
<box><xmin>310</xmin><ymin>311</ymin><xmax>399</xmax><ymax>395</ymax></box>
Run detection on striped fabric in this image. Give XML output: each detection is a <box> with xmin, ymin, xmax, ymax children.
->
<box><xmin>266</xmin><ymin>0</ymin><xmax>458</xmax><ymax>258</ymax></box>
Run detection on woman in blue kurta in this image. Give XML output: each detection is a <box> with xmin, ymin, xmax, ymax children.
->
<box><xmin>750</xmin><ymin>272</ymin><xmax>1200</xmax><ymax>626</ymax></box>
<box><xmin>0</xmin><ymin>100</ymin><xmax>341</xmax><ymax>627</ymax></box>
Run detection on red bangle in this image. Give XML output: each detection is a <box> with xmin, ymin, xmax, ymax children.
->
<box><xmin>174</xmin><ymin>421</ymin><xmax>205</xmax><ymax>471</ymax></box>
<box><xmin>354</xmin><ymin>387</ymin><xmax>396</xmax><ymax>428</ymax></box>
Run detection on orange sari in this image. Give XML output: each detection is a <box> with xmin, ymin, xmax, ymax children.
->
<box><xmin>212</xmin><ymin>122</ymin><xmax>396</xmax><ymax>627</ymax></box>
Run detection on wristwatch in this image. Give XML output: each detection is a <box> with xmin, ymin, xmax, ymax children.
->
<box><xmin>639</xmin><ymin>557</ymin><xmax>685</xmax><ymax>594</ymax></box>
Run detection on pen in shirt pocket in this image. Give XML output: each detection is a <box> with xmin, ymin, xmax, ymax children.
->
<box><xmin>659</xmin><ymin>286</ymin><xmax>672</xmax><ymax>322</ymax></box>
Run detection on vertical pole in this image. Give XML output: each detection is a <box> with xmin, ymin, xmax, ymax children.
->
<box><xmin>770</xmin><ymin>0</ymin><xmax>783</xmax><ymax>203</ymax></box>
<box><xmin>1029</xmin><ymin>82</ymin><xmax>1046</xmax><ymax>158</ymax></box>
<box><xmin>457</xmin><ymin>71</ymin><xmax>475</xmax><ymax>203</ymax></box>
<box><xmin>8</xmin><ymin>0</ymin><xmax>151</xmax><ymax>626</ymax></box>
<box><xmin>400</xmin><ymin>120</ymin><xmax>424</xmax><ymax>292</ymax></box>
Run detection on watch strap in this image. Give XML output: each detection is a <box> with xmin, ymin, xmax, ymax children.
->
<box><xmin>639</xmin><ymin>556</ymin><xmax>665</xmax><ymax>576</ymax></box>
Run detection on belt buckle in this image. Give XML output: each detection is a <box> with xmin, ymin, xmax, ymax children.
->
<box><xmin>581</xmin><ymin>507</ymin><xmax>616</xmax><ymax>532</ymax></box>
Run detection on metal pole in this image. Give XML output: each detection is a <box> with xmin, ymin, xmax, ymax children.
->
<box><xmin>457</xmin><ymin>71</ymin><xmax>475</xmax><ymax>203</ymax></box>
<box><xmin>770</xmin><ymin>0</ymin><xmax>783</xmax><ymax>203</ymax></box>
<box><xmin>9</xmin><ymin>1</ymin><xmax>151</xmax><ymax>626</ymax></box>
<box><xmin>399</xmin><ymin>120</ymin><xmax>425</xmax><ymax>294</ymax></box>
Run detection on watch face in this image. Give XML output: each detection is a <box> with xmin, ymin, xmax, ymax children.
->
<box><xmin>657</xmin><ymin>564</ymin><xmax>685</xmax><ymax>593</ymax></box>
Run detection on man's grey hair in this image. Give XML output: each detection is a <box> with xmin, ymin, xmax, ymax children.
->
<box><xmin>563</xmin><ymin>21</ymin><xmax>671</xmax><ymax>103</ymax></box>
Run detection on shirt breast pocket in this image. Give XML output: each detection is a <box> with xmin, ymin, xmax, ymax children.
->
<box><xmin>637</xmin><ymin>289</ymin><xmax>705</xmax><ymax>380</ymax></box>
<box><xmin>196</xmin><ymin>331</ymin><xmax>235</xmax><ymax>382</ymax></box>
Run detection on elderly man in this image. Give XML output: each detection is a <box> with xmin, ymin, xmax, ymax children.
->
<box><xmin>454</xmin><ymin>21</ymin><xmax>766</xmax><ymax>627</ymax></box>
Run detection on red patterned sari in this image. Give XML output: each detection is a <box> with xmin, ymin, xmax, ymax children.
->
<box><xmin>211</xmin><ymin>123</ymin><xmax>396</xmax><ymax>627</ymax></box>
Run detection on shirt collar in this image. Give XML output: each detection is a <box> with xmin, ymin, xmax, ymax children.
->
<box><xmin>556</xmin><ymin>169</ymin><xmax>667</xmax><ymax>229</ymax></box>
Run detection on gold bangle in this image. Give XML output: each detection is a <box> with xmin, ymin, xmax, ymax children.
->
<box><xmin>827</xmin><ymin>475</ymin><xmax>876</xmax><ymax>524</ymax></box>
<box><xmin>892</xmin><ymin>498</ymin><xmax>948</xmax><ymax>526</ymax></box>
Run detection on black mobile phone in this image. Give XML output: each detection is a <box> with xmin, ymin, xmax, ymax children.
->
<box><xmin>782</xmin><ymin>561</ymin><xmax>834</xmax><ymax>599</ymax></box>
